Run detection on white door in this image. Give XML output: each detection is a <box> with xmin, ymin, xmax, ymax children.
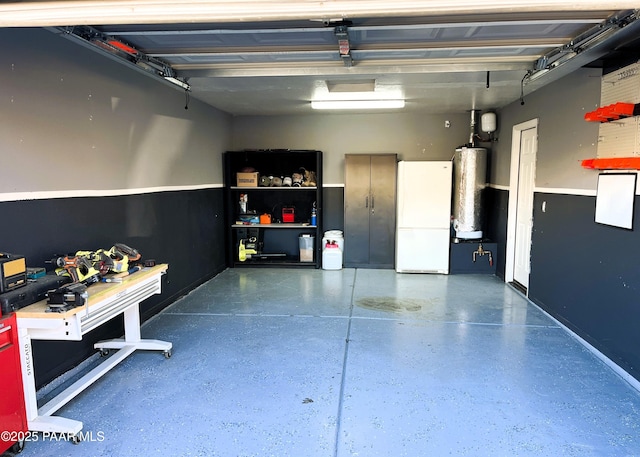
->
<box><xmin>511</xmin><ymin>124</ymin><xmax>538</xmax><ymax>290</ymax></box>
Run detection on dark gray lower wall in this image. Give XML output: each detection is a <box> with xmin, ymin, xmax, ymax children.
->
<box><xmin>484</xmin><ymin>187</ymin><xmax>509</xmax><ymax>280</ymax></box>
<box><xmin>322</xmin><ymin>187</ymin><xmax>345</xmax><ymax>234</ymax></box>
<box><xmin>484</xmin><ymin>187</ymin><xmax>640</xmax><ymax>381</ymax></box>
<box><xmin>529</xmin><ymin>192</ymin><xmax>640</xmax><ymax>381</ymax></box>
<box><xmin>0</xmin><ymin>188</ymin><xmax>226</xmax><ymax>388</ymax></box>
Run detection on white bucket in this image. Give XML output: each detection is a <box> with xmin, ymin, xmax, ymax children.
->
<box><xmin>322</xmin><ymin>230</ymin><xmax>343</xmax><ymax>270</ymax></box>
<box><xmin>322</xmin><ymin>244</ymin><xmax>342</xmax><ymax>270</ymax></box>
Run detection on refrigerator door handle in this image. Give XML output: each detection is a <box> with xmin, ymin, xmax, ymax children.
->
<box><xmin>365</xmin><ymin>196</ymin><xmax>369</xmax><ymax>208</ymax></box>
<box><xmin>371</xmin><ymin>195</ymin><xmax>375</xmax><ymax>214</ymax></box>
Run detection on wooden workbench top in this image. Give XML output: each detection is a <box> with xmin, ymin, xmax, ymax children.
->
<box><xmin>15</xmin><ymin>264</ymin><xmax>168</xmax><ymax>319</ymax></box>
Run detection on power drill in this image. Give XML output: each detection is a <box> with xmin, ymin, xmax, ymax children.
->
<box><xmin>48</xmin><ymin>254</ymin><xmax>101</xmax><ymax>284</ymax></box>
<box><xmin>238</xmin><ymin>238</ymin><xmax>259</xmax><ymax>262</ymax></box>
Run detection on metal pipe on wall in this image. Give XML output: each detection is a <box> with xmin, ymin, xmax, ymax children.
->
<box><xmin>469</xmin><ymin>109</ymin><xmax>479</xmax><ymax>147</ymax></box>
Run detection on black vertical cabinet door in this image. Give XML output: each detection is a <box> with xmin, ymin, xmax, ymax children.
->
<box><xmin>369</xmin><ymin>155</ymin><xmax>397</xmax><ymax>267</ymax></box>
<box><xmin>344</xmin><ymin>154</ymin><xmax>397</xmax><ymax>268</ymax></box>
<box><xmin>344</xmin><ymin>155</ymin><xmax>372</xmax><ymax>265</ymax></box>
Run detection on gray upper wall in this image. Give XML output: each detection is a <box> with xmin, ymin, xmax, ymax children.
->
<box><xmin>231</xmin><ymin>112</ymin><xmax>473</xmax><ymax>184</ymax></box>
<box><xmin>2</xmin><ymin>27</ymin><xmax>605</xmax><ymax>196</ymax></box>
<box><xmin>0</xmin><ymin>28</ymin><xmax>231</xmax><ymax>197</ymax></box>
<box><xmin>229</xmin><ymin>66</ymin><xmax>606</xmax><ymax>190</ymax></box>
<box><xmin>492</xmin><ymin>67</ymin><xmax>602</xmax><ymax>191</ymax></box>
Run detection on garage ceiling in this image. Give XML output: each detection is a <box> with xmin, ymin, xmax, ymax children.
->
<box><xmin>2</xmin><ymin>1</ymin><xmax>640</xmax><ymax>116</ymax></box>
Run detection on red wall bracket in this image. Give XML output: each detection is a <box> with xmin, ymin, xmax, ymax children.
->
<box><xmin>584</xmin><ymin>102</ymin><xmax>640</xmax><ymax>123</ymax></box>
<box><xmin>581</xmin><ymin>157</ymin><xmax>640</xmax><ymax>170</ymax></box>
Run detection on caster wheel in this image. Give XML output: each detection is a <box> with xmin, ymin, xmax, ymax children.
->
<box><xmin>11</xmin><ymin>439</ymin><xmax>25</xmax><ymax>454</ymax></box>
<box><xmin>72</xmin><ymin>435</ymin><xmax>82</xmax><ymax>445</ymax></box>
<box><xmin>164</xmin><ymin>350</ymin><xmax>172</xmax><ymax>359</ymax></box>
<box><xmin>100</xmin><ymin>349</ymin><xmax>110</xmax><ymax>357</ymax></box>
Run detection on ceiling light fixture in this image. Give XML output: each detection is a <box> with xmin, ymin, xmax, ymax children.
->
<box><xmin>311</xmin><ymin>99</ymin><xmax>405</xmax><ymax>110</ymax></box>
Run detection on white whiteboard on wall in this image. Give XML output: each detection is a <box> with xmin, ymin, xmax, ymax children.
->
<box><xmin>595</xmin><ymin>173</ymin><xmax>637</xmax><ymax>229</ymax></box>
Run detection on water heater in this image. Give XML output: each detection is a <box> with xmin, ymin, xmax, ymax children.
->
<box><xmin>452</xmin><ymin>147</ymin><xmax>487</xmax><ymax>240</ymax></box>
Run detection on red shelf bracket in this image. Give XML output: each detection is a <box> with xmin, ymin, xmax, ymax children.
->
<box><xmin>584</xmin><ymin>102</ymin><xmax>640</xmax><ymax>123</ymax></box>
<box><xmin>581</xmin><ymin>157</ymin><xmax>640</xmax><ymax>170</ymax></box>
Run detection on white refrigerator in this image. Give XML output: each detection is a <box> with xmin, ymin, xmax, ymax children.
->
<box><xmin>395</xmin><ymin>161</ymin><xmax>452</xmax><ymax>273</ymax></box>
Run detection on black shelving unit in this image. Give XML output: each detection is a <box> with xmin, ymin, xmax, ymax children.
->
<box><xmin>223</xmin><ymin>150</ymin><xmax>323</xmax><ymax>268</ymax></box>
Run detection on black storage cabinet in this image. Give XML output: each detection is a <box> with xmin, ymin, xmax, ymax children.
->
<box><xmin>223</xmin><ymin>150</ymin><xmax>322</xmax><ymax>268</ymax></box>
<box><xmin>343</xmin><ymin>154</ymin><xmax>397</xmax><ymax>269</ymax></box>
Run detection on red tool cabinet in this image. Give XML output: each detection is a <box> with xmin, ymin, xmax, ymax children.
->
<box><xmin>0</xmin><ymin>313</ymin><xmax>27</xmax><ymax>455</ymax></box>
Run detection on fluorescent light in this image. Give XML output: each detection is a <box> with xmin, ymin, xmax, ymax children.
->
<box><xmin>311</xmin><ymin>99</ymin><xmax>405</xmax><ymax>110</ymax></box>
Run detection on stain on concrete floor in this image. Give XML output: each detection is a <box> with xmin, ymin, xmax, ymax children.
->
<box><xmin>356</xmin><ymin>296</ymin><xmax>426</xmax><ymax>313</ymax></box>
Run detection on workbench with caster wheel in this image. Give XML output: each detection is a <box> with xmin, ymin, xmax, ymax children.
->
<box><xmin>15</xmin><ymin>264</ymin><xmax>170</xmax><ymax>439</ymax></box>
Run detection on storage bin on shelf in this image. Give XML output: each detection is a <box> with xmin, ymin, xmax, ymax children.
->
<box><xmin>299</xmin><ymin>234</ymin><xmax>315</xmax><ymax>262</ymax></box>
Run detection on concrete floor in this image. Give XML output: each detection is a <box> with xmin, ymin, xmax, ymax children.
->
<box><xmin>15</xmin><ymin>268</ymin><xmax>640</xmax><ymax>456</ymax></box>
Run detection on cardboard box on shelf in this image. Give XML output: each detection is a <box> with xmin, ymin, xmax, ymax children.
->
<box><xmin>236</xmin><ymin>172</ymin><xmax>259</xmax><ymax>187</ymax></box>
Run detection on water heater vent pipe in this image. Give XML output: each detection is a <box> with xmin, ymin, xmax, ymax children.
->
<box><xmin>469</xmin><ymin>109</ymin><xmax>479</xmax><ymax>147</ymax></box>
